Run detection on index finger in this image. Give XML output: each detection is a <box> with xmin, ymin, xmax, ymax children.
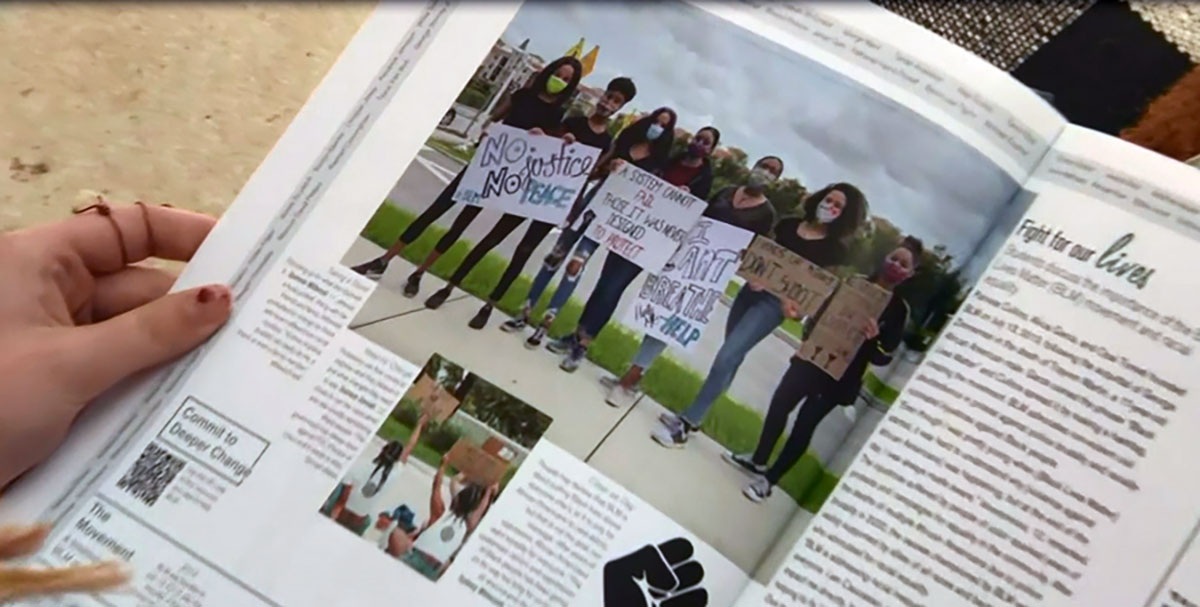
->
<box><xmin>39</xmin><ymin>203</ymin><xmax>216</xmax><ymax>274</ymax></box>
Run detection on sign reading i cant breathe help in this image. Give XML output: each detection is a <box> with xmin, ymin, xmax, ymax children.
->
<box><xmin>624</xmin><ymin>219</ymin><xmax>754</xmax><ymax>352</ymax></box>
<box><xmin>585</xmin><ymin>164</ymin><xmax>707</xmax><ymax>272</ymax></box>
<box><xmin>452</xmin><ymin>123</ymin><xmax>601</xmax><ymax>225</ymax></box>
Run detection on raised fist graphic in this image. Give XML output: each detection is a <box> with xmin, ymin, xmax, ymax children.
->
<box><xmin>603</xmin><ymin>537</ymin><xmax>707</xmax><ymax>607</ymax></box>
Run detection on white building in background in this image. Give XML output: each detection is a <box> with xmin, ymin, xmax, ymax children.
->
<box><xmin>474</xmin><ymin>38</ymin><xmax>545</xmax><ymax>93</ymax></box>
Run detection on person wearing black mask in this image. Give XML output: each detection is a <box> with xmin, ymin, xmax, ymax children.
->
<box><xmin>349</xmin><ymin>57</ymin><xmax>583</xmax><ymax>284</ymax></box>
<box><xmin>420</xmin><ymin>77</ymin><xmax>639</xmax><ymax>325</ymax></box>
<box><xmin>729</xmin><ymin>237</ymin><xmax>922</xmax><ymax>503</ymax></box>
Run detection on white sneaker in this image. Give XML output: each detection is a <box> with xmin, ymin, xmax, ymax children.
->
<box><xmin>651</xmin><ymin>422</ymin><xmax>689</xmax><ymax>449</ymax></box>
<box><xmin>743</xmin><ymin>477</ymin><xmax>772</xmax><ymax>503</ymax></box>
<box><xmin>604</xmin><ymin>382</ymin><xmax>641</xmax><ymax>408</ymax></box>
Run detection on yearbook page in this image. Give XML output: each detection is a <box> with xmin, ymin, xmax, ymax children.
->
<box><xmin>745</xmin><ymin>126</ymin><xmax>1200</xmax><ymax>606</ymax></box>
<box><xmin>0</xmin><ymin>2</ymin><xmax>1065</xmax><ymax>606</ymax></box>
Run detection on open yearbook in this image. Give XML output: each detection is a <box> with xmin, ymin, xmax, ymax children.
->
<box><xmin>5</xmin><ymin>2</ymin><xmax>1200</xmax><ymax>606</ymax></box>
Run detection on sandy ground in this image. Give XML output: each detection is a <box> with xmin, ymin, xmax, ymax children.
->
<box><xmin>1</xmin><ymin>3</ymin><xmax>370</xmax><ymax>232</ymax></box>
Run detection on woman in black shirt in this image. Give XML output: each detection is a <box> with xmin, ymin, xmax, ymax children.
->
<box><xmin>422</xmin><ymin>77</ymin><xmax>638</xmax><ymax>322</ymax></box>
<box><xmin>603</xmin><ymin>156</ymin><xmax>784</xmax><ymax>404</ymax></box>
<box><xmin>733</xmin><ymin>237</ymin><xmax>922</xmax><ymax>503</ymax></box>
<box><xmin>653</xmin><ymin>182</ymin><xmax>868</xmax><ymax>448</ymax></box>
<box><xmin>502</xmin><ymin>108</ymin><xmax>679</xmax><ymax>348</ymax></box>
<box><xmin>349</xmin><ymin>56</ymin><xmax>583</xmax><ymax>284</ymax></box>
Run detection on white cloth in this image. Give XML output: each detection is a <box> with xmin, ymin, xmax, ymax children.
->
<box><xmin>341</xmin><ymin>472</ymin><xmax>379</xmax><ymax>517</ymax></box>
<box><xmin>412</xmin><ymin>514</ymin><xmax>468</xmax><ymax>564</ymax></box>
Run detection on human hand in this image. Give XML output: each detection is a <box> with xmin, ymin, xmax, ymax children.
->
<box><xmin>0</xmin><ymin>200</ymin><xmax>231</xmax><ymax>489</ymax></box>
<box><xmin>781</xmin><ymin>298</ymin><xmax>803</xmax><ymax>319</ymax></box>
<box><xmin>678</xmin><ymin>185</ymin><xmax>690</xmax><ymax>193</ymax></box>
<box><xmin>862</xmin><ymin>318</ymin><xmax>879</xmax><ymax>340</ymax></box>
<box><xmin>561</xmin><ymin>132</ymin><xmax>576</xmax><ymax>144</ymax></box>
<box><xmin>603</xmin><ymin>538</ymin><xmax>707</xmax><ymax>607</ymax></box>
<box><xmin>528</xmin><ymin>127</ymin><xmax>545</xmax><ymax>136</ymax></box>
<box><xmin>0</xmin><ymin>523</ymin><xmax>129</xmax><ymax>602</ymax></box>
<box><xmin>609</xmin><ymin>158</ymin><xmax>626</xmax><ymax>172</ymax></box>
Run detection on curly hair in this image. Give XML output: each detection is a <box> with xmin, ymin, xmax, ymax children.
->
<box><xmin>800</xmin><ymin>182</ymin><xmax>868</xmax><ymax>240</ymax></box>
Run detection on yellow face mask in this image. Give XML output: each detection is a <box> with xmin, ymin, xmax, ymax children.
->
<box><xmin>546</xmin><ymin>75</ymin><xmax>569</xmax><ymax>95</ymax></box>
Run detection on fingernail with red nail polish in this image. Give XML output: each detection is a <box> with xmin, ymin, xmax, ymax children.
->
<box><xmin>197</xmin><ymin>287</ymin><xmax>214</xmax><ymax>304</ymax></box>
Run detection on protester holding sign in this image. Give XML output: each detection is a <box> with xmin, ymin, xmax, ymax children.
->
<box><xmin>443</xmin><ymin>77</ymin><xmax>638</xmax><ymax>328</ymax></box>
<box><xmin>603</xmin><ymin>156</ymin><xmax>784</xmax><ymax>405</ymax></box>
<box><xmin>498</xmin><ymin>108</ymin><xmax>679</xmax><ymax>346</ymax></box>
<box><xmin>729</xmin><ymin>237</ymin><xmax>921</xmax><ymax>503</ymax></box>
<box><xmin>551</xmin><ymin>127</ymin><xmax>720</xmax><ymax>372</ymax></box>
<box><xmin>349</xmin><ymin>56</ymin><xmax>584</xmax><ymax>284</ymax></box>
<box><xmin>652</xmin><ymin>182</ymin><xmax>868</xmax><ymax>448</ymax></box>
<box><xmin>388</xmin><ymin>453</ymin><xmax>498</xmax><ymax>580</ymax></box>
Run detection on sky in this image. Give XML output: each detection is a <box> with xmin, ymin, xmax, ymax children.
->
<box><xmin>501</xmin><ymin>1</ymin><xmax>1020</xmax><ymax>266</ymax></box>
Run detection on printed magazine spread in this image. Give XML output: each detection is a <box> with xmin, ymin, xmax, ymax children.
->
<box><xmin>4</xmin><ymin>2</ymin><xmax>1200</xmax><ymax>607</ymax></box>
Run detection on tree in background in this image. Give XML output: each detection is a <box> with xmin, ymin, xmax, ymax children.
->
<box><xmin>459</xmin><ymin>378</ymin><xmax>552</xmax><ymax>449</ymax></box>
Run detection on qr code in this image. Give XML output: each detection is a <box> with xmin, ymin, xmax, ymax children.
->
<box><xmin>116</xmin><ymin>442</ymin><xmax>185</xmax><ymax>507</ymax></box>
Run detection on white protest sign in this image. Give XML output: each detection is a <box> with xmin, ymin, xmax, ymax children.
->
<box><xmin>584</xmin><ymin>163</ymin><xmax>707</xmax><ymax>271</ymax></box>
<box><xmin>623</xmin><ymin>219</ymin><xmax>755</xmax><ymax>351</ymax></box>
<box><xmin>452</xmin><ymin>123</ymin><xmax>600</xmax><ymax>224</ymax></box>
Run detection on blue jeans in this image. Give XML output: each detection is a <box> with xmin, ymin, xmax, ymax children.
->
<box><xmin>528</xmin><ymin>234</ymin><xmax>599</xmax><ymax>322</ymax></box>
<box><xmin>680</xmin><ymin>288</ymin><xmax>784</xmax><ymax>426</ymax></box>
<box><xmin>578</xmin><ymin>253</ymin><xmax>643</xmax><ymax>338</ymax></box>
<box><xmin>631</xmin><ymin>335</ymin><xmax>668</xmax><ymax>369</ymax></box>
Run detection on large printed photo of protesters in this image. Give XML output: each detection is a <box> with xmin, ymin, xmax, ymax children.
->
<box><xmin>339</xmin><ymin>1</ymin><xmax>1027</xmax><ymax>577</ymax></box>
<box><xmin>319</xmin><ymin>354</ymin><xmax>552</xmax><ymax>581</ymax></box>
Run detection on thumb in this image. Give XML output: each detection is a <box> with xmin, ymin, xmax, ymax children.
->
<box><xmin>64</xmin><ymin>284</ymin><xmax>232</xmax><ymax>402</ymax></box>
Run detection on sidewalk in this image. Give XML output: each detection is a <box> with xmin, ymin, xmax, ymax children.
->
<box><xmin>342</xmin><ymin>253</ymin><xmax>802</xmax><ymax>574</ymax></box>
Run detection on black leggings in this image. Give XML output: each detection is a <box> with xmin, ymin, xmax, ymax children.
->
<box><xmin>369</xmin><ymin>461</ymin><xmax>395</xmax><ymax>486</ymax></box>
<box><xmin>752</xmin><ymin>359</ymin><xmax>840</xmax><ymax>485</ymax></box>
<box><xmin>448</xmin><ymin>215</ymin><xmax>555</xmax><ymax>300</ymax></box>
<box><xmin>397</xmin><ymin>171</ymin><xmax>483</xmax><ymax>254</ymax></box>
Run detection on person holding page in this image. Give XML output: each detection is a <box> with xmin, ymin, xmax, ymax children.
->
<box><xmin>423</xmin><ymin>77</ymin><xmax>638</xmax><ymax>326</ymax></box>
<box><xmin>731</xmin><ymin>237</ymin><xmax>920</xmax><ymax>502</ymax></box>
<box><xmin>551</xmin><ymin>126</ymin><xmax>722</xmax><ymax>372</ymax></box>
<box><xmin>652</xmin><ymin>183</ymin><xmax>868</xmax><ymax>448</ymax></box>
<box><xmin>349</xmin><ymin>56</ymin><xmax>583</xmax><ymax>285</ymax></box>
<box><xmin>498</xmin><ymin>108</ymin><xmax>679</xmax><ymax>346</ymax></box>
<box><xmin>601</xmin><ymin>155</ymin><xmax>784</xmax><ymax>405</ymax></box>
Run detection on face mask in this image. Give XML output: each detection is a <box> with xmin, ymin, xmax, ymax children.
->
<box><xmin>546</xmin><ymin>75</ymin><xmax>569</xmax><ymax>95</ymax></box>
<box><xmin>882</xmin><ymin>258</ymin><xmax>911</xmax><ymax>283</ymax></box>
<box><xmin>747</xmin><ymin>167</ymin><xmax>777</xmax><ymax>189</ymax></box>
<box><xmin>815</xmin><ymin>200</ymin><xmax>841</xmax><ymax>224</ymax></box>
<box><xmin>646</xmin><ymin>124</ymin><xmax>665</xmax><ymax>140</ymax></box>
<box><xmin>687</xmin><ymin>140</ymin><xmax>709</xmax><ymax>157</ymax></box>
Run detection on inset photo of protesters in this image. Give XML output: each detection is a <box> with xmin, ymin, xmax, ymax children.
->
<box><xmin>319</xmin><ymin>354</ymin><xmax>552</xmax><ymax>581</ymax></box>
<box><xmin>337</xmin><ymin>0</ymin><xmax>1030</xmax><ymax>579</ymax></box>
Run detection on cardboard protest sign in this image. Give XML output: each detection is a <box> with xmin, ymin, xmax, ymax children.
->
<box><xmin>797</xmin><ymin>276</ymin><xmax>892</xmax><ymax>380</ymax></box>
<box><xmin>447</xmin><ymin>439</ymin><xmax>508</xmax><ymax>485</ymax></box>
<box><xmin>481</xmin><ymin>437</ymin><xmax>515</xmax><ymax>461</ymax></box>
<box><xmin>736</xmin><ymin>235</ymin><xmax>839</xmax><ymax>317</ymax></box>
<box><xmin>406</xmin><ymin>375</ymin><xmax>461</xmax><ymax>422</ymax></box>
<box><xmin>623</xmin><ymin>219</ymin><xmax>754</xmax><ymax>352</ymax></box>
<box><xmin>584</xmin><ymin>164</ymin><xmax>707</xmax><ymax>272</ymax></box>
<box><xmin>452</xmin><ymin>123</ymin><xmax>601</xmax><ymax>225</ymax></box>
